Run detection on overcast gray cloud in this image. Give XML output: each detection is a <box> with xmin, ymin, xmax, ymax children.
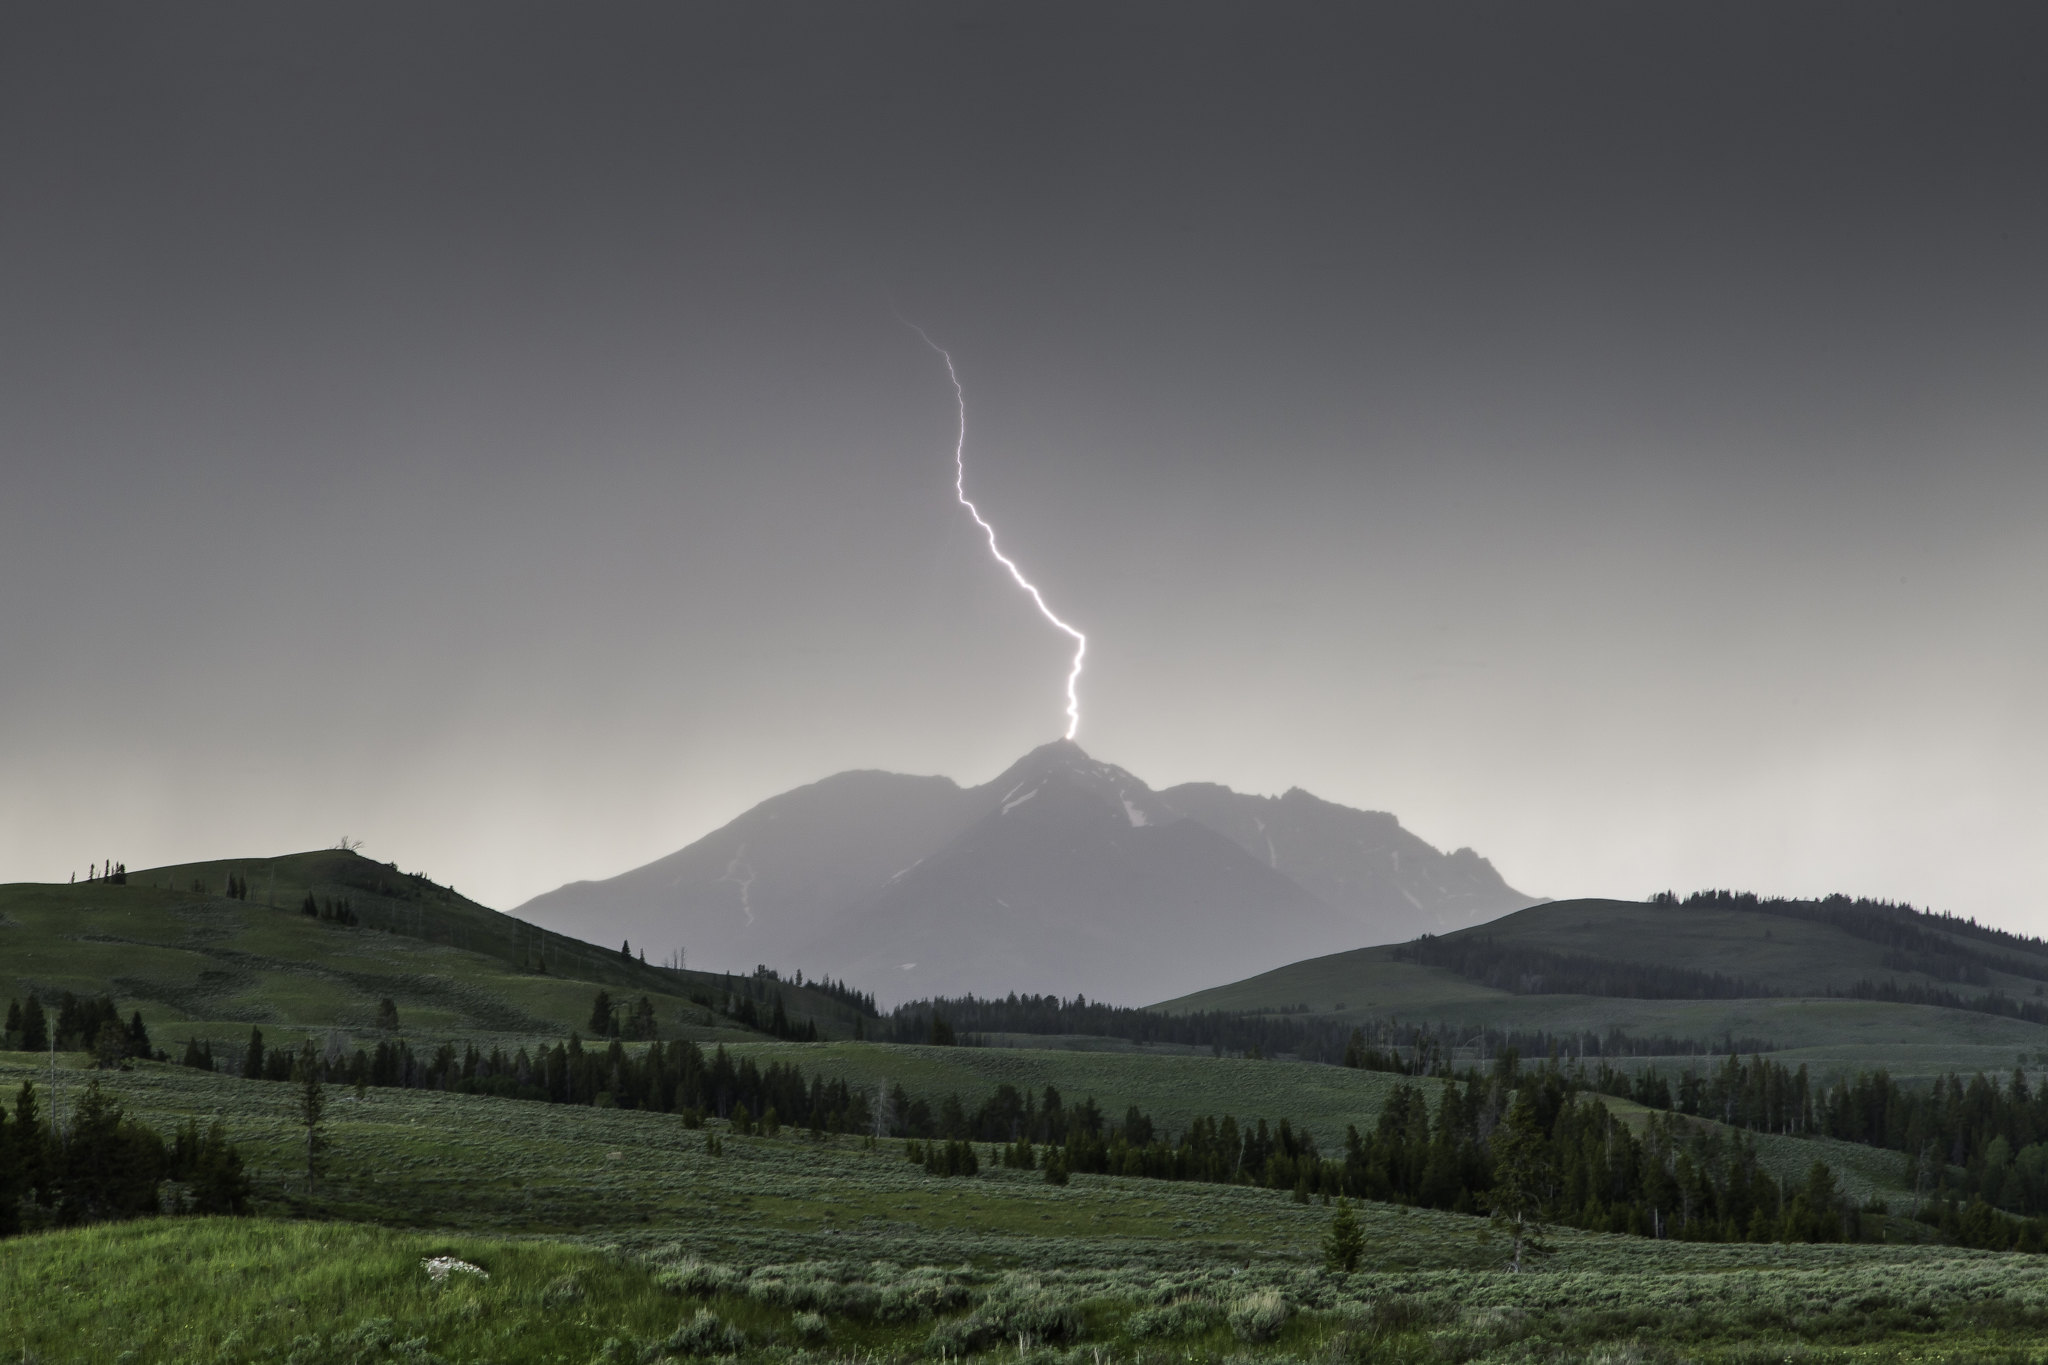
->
<box><xmin>2</xmin><ymin>3</ymin><xmax>2043</xmax><ymax>930</ymax></box>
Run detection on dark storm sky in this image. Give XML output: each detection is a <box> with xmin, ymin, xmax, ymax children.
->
<box><xmin>4</xmin><ymin>4</ymin><xmax>2043</xmax><ymax>927</ymax></box>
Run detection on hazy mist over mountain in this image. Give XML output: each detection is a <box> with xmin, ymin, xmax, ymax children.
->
<box><xmin>517</xmin><ymin>740</ymin><xmax>1533</xmax><ymax>1003</ymax></box>
<box><xmin>4</xmin><ymin>6</ymin><xmax>2044</xmax><ymax>934</ymax></box>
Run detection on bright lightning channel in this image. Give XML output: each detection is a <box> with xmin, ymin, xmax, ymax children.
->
<box><xmin>909</xmin><ymin>325</ymin><xmax>1088</xmax><ymax>741</ymax></box>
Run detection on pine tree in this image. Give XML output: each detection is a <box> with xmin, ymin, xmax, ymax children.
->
<box><xmin>242</xmin><ymin>1027</ymin><xmax>265</xmax><ymax>1081</ymax></box>
<box><xmin>296</xmin><ymin>1041</ymin><xmax>328</xmax><ymax>1197</ymax></box>
<box><xmin>20</xmin><ymin>996</ymin><xmax>47</xmax><ymax>1053</ymax></box>
<box><xmin>1488</xmin><ymin>1089</ymin><xmax>1551</xmax><ymax>1272</ymax></box>
<box><xmin>92</xmin><ymin>1019</ymin><xmax>129</xmax><ymax>1070</ymax></box>
<box><xmin>588</xmin><ymin>990</ymin><xmax>615</xmax><ymax>1035</ymax></box>
<box><xmin>173</xmin><ymin>1118</ymin><xmax>251</xmax><ymax>1214</ymax></box>
<box><xmin>12</xmin><ymin>1081</ymin><xmax>46</xmax><ymax>1212</ymax></box>
<box><xmin>0</xmin><ymin>1089</ymin><xmax>21</xmax><ymax>1237</ymax></box>
<box><xmin>1323</xmin><ymin>1197</ymin><xmax>1365</xmax><ymax>1272</ymax></box>
<box><xmin>59</xmin><ymin>1078</ymin><xmax>165</xmax><ymax>1224</ymax></box>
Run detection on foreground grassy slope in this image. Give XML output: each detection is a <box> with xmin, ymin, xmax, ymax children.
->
<box><xmin>18</xmin><ymin>1214</ymin><xmax>2048</xmax><ymax>1365</ymax></box>
<box><xmin>1160</xmin><ymin>896</ymin><xmax>2048</xmax><ymax>1071</ymax></box>
<box><xmin>0</xmin><ymin>1055</ymin><xmax>2027</xmax><ymax>1365</ymax></box>
<box><xmin>0</xmin><ymin>852</ymin><xmax>864</xmax><ymax>1044</ymax></box>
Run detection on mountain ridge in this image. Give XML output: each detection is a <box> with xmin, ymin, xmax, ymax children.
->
<box><xmin>515</xmin><ymin>740</ymin><xmax>1537</xmax><ymax>1002</ymax></box>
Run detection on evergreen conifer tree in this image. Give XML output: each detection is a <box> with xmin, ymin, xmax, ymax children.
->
<box><xmin>1323</xmin><ymin>1197</ymin><xmax>1365</xmax><ymax>1272</ymax></box>
<box><xmin>0</xmin><ymin>1095</ymin><xmax>20</xmax><ymax>1237</ymax></box>
<box><xmin>92</xmin><ymin>1019</ymin><xmax>129</xmax><ymax>1070</ymax></box>
<box><xmin>296</xmin><ymin>1041</ymin><xmax>327</xmax><ymax>1197</ymax></box>
<box><xmin>19</xmin><ymin>996</ymin><xmax>47</xmax><ymax>1053</ymax></box>
<box><xmin>1488</xmin><ymin>1090</ymin><xmax>1551</xmax><ymax>1272</ymax></box>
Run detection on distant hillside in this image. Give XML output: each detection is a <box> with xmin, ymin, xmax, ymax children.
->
<box><xmin>1158</xmin><ymin>893</ymin><xmax>2048</xmax><ymax>1068</ymax></box>
<box><xmin>515</xmin><ymin>739</ymin><xmax>1537</xmax><ymax>1001</ymax></box>
<box><xmin>0</xmin><ymin>850</ymin><xmax>870</xmax><ymax>1048</ymax></box>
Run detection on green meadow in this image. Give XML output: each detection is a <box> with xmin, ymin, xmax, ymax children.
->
<box><xmin>10</xmin><ymin>860</ymin><xmax>2048</xmax><ymax>1361</ymax></box>
<box><xmin>7</xmin><ymin>1054</ymin><xmax>2048</xmax><ymax>1365</ymax></box>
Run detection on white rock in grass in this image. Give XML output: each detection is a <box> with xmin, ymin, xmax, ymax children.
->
<box><xmin>422</xmin><ymin>1256</ymin><xmax>489</xmax><ymax>1284</ymax></box>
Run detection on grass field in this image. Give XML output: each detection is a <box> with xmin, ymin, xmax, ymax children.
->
<box><xmin>12</xmin><ymin>1202</ymin><xmax>2048</xmax><ymax>1362</ymax></box>
<box><xmin>3</xmin><ymin>1052</ymin><xmax>2042</xmax><ymax>1363</ymax></box>
<box><xmin>15</xmin><ymin>868</ymin><xmax>2048</xmax><ymax>1360</ymax></box>
<box><xmin>0</xmin><ymin>1043</ymin><xmax>1918</xmax><ymax>1245</ymax></box>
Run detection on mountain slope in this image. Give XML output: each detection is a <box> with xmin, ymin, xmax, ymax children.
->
<box><xmin>806</xmin><ymin>743</ymin><xmax>1354</xmax><ymax>1003</ymax></box>
<box><xmin>1156</xmin><ymin>783</ymin><xmax>1532</xmax><ymax>938</ymax></box>
<box><xmin>515</xmin><ymin>740</ymin><xmax>1537</xmax><ymax>1001</ymax></box>
<box><xmin>515</xmin><ymin>769</ymin><xmax>979</xmax><ymax>975</ymax></box>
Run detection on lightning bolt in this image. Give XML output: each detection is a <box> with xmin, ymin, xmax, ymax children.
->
<box><xmin>907</xmin><ymin>324</ymin><xmax>1088</xmax><ymax>740</ymax></box>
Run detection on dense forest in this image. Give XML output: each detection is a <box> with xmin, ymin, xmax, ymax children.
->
<box><xmin>883</xmin><ymin>994</ymin><xmax>1767</xmax><ymax>1061</ymax></box>
<box><xmin>1391</xmin><ymin>937</ymin><xmax>1774</xmax><ymax>1000</ymax></box>
<box><xmin>1600</xmin><ymin>1051</ymin><xmax>2048</xmax><ymax>1219</ymax></box>
<box><xmin>2</xmin><ymin>993</ymin><xmax>156</xmax><ymax>1063</ymax></box>
<box><xmin>1667</xmin><ymin>890</ymin><xmax>2048</xmax><ymax>981</ymax></box>
<box><xmin>713</xmin><ymin>965</ymin><xmax>876</xmax><ymax>1019</ymax></box>
<box><xmin>1842</xmin><ymin>978</ymin><xmax>2048</xmax><ymax>1026</ymax></box>
<box><xmin>0</xmin><ymin>1078</ymin><xmax>250</xmax><ymax>1239</ymax></box>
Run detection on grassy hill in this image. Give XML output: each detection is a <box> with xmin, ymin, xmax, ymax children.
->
<box><xmin>0</xmin><ymin>850</ymin><xmax>869</xmax><ymax>1048</ymax></box>
<box><xmin>1158</xmin><ymin>895</ymin><xmax>2048</xmax><ymax>1080</ymax></box>
<box><xmin>12</xmin><ymin>865</ymin><xmax>2048</xmax><ymax>1360</ymax></box>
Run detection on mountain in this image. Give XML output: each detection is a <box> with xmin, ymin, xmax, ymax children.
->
<box><xmin>519</xmin><ymin>768</ymin><xmax>980</xmax><ymax>972</ymax></box>
<box><xmin>1152</xmin><ymin>783</ymin><xmax>1529</xmax><ymax>937</ymax></box>
<box><xmin>797</xmin><ymin>743</ymin><xmax>1354</xmax><ymax>1003</ymax></box>
<box><xmin>515</xmin><ymin>740</ymin><xmax>1538</xmax><ymax>1002</ymax></box>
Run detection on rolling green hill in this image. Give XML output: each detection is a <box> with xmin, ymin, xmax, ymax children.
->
<box><xmin>1159</xmin><ymin>894</ymin><xmax>2048</xmax><ymax>1079</ymax></box>
<box><xmin>0</xmin><ymin>850</ymin><xmax>868</xmax><ymax>1048</ymax></box>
